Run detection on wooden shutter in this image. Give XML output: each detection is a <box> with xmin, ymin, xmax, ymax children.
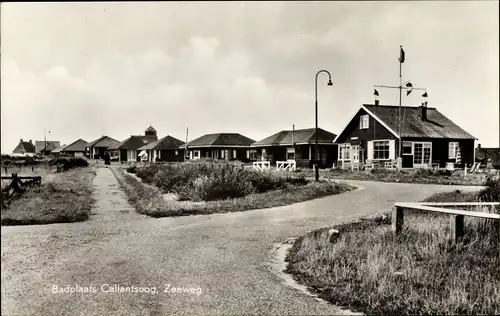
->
<box><xmin>389</xmin><ymin>140</ymin><xmax>395</xmax><ymax>160</ymax></box>
<box><xmin>367</xmin><ymin>141</ymin><xmax>374</xmax><ymax>160</ymax></box>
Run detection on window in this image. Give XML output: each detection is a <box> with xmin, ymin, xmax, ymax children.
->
<box><xmin>403</xmin><ymin>141</ymin><xmax>413</xmax><ymax>155</ymax></box>
<box><xmin>339</xmin><ymin>144</ymin><xmax>351</xmax><ymax>160</ymax></box>
<box><xmin>448</xmin><ymin>142</ymin><xmax>459</xmax><ymax>159</ymax></box>
<box><xmin>193</xmin><ymin>150</ymin><xmax>200</xmax><ymax>158</ymax></box>
<box><xmin>373</xmin><ymin>140</ymin><xmax>390</xmax><ymax>160</ymax></box>
<box><xmin>359</xmin><ymin>115</ymin><xmax>369</xmax><ymax>129</ymax></box>
<box><xmin>286</xmin><ymin>147</ymin><xmax>295</xmax><ymax>160</ymax></box>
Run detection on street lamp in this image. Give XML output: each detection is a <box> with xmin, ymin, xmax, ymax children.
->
<box><xmin>315</xmin><ymin>70</ymin><xmax>333</xmax><ymax>182</ymax></box>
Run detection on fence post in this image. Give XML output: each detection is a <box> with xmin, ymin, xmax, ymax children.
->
<box><xmin>392</xmin><ymin>206</ymin><xmax>404</xmax><ymax>234</ymax></box>
<box><xmin>451</xmin><ymin>215</ymin><xmax>465</xmax><ymax>244</ymax></box>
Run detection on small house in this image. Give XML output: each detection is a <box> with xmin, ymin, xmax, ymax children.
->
<box><xmin>61</xmin><ymin>139</ymin><xmax>89</xmax><ymax>157</ymax></box>
<box><xmin>180</xmin><ymin>133</ymin><xmax>255</xmax><ymax>161</ymax></box>
<box><xmin>137</xmin><ymin>135</ymin><xmax>185</xmax><ymax>163</ymax></box>
<box><xmin>35</xmin><ymin>141</ymin><xmax>61</xmax><ymax>156</ymax></box>
<box><xmin>251</xmin><ymin>128</ymin><xmax>338</xmax><ymax>168</ymax></box>
<box><xmin>334</xmin><ymin>103</ymin><xmax>476</xmax><ymax>169</ymax></box>
<box><xmin>86</xmin><ymin>136</ymin><xmax>120</xmax><ymax>159</ymax></box>
<box><xmin>475</xmin><ymin>144</ymin><xmax>500</xmax><ymax>169</ymax></box>
<box><xmin>12</xmin><ymin>139</ymin><xmax>36</xmax><ymax>157</ymax></box>
<box><xmin>51</xmin><ymin>144</ymin><xmax>67</xmax><ymax>156</ymax></box>
<box><xmin>108</xmin><ymin>126</ymin><xmax>159</xmax><ymax>163</ymax></box>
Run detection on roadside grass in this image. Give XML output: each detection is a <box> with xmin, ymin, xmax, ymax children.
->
<box><xmin>1</xmin><ymin>167</ymin><xmax>97</xmax><ymax>225</ymax></box>
<box><xmin>296</xmin><ymin>167</ymin><xmax>495</xmax><ymax>186</ymax></box>
<box><xmin>112</xmin><ymin>166</ymin><xmax>353</xmax><ymax>217</ymax></box>
<box><xmin>285</xmin><ymin>178</ymin><xmax>500</xmax><ymax>315</ymax></box>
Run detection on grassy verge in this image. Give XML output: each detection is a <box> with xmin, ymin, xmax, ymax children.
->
<box><xmin>285</xmin><ymin>180</ymin><xmax>499</xmax><ymax>315</ymax></box>
<box><xmin>1</xmin><ymin>167</ymin><xmax>97</xmax><ymax>225</ymax></box>
<box><xmin>112</xmin><ymin>167</ymin><xmax>354</xmax><ymax>217</ymax></box>
<box><xmin>296</xmin><ymin>168</ymin><xmax>496</xmax><ymax>186</ymax></box>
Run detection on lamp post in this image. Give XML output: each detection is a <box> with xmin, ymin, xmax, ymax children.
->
<box><xmin>315</xmin><ymin>70</ymin><xmax>333</xmax><ymax>182</ymax></box>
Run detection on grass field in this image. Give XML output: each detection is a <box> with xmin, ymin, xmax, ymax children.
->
<box><xmin>1</xmin><ymin>167</ymin><xmax>96</xmax><ymax>225</ymax></box>
<box><xmin>296</xmin><ymin>167</ymin><xmax>495</xmax><ymax>186</ymax></box>
<box><xmin>112</xmin><ymin>166</ymin><xmax>353</xmax><ymax>217</ymax></box>
<box><xmin>285</xmin><ymin>179</ymin><xmax>500</xmax><ymax>315</ymax></box>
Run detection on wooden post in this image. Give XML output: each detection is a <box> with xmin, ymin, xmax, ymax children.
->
<box><xmin>451</xmin><ymin>215</ymin><xmax>465</xmax><ymax>244</ymax></box>
<box><xmin>392</xmin><ymin>206</ymin><xmax>404</xmax><ymax>234</ymax></box>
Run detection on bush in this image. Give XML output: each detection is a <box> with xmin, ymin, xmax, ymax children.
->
<box><xmin>189</xmin><ymin>168</ymin><xmax>255</xmax><ymax>201</ymax></box>
<box><xmin>126</xmin><ymin>165</ymin><xmax>138</xmax><ymax>174</ymax></box>
<box><xmin>478</xmin><ymin>176</ymin><xmax>500</xmax><ymax>202</ymax></box>
<box><xmin>48</xmin><ymin>157</ymin><xmax>88</xmax><ymax>171</ymax></box>
<box><xmin>133</xmin><ymin>163</ymin><xmax>310</xmax><ymax>201</ymax></box>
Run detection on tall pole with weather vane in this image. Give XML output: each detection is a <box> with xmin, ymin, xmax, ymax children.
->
<box><xmin>373</xmin><ymin>45</ymin><xmax>428</xmax><ymax>168</ymax></box>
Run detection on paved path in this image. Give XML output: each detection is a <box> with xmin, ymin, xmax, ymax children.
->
<box><xmin>1</xmin><ymin>167</ymin><xmax>482</xmax><ymax>315</ymax></box>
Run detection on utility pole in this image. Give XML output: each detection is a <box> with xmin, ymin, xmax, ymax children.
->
<box><xmin>185</xmin><ymin>127</ymin><xmax>189</xmax><ymax>162</ymax></box>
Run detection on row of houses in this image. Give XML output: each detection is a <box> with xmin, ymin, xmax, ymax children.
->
<box><xmin>12</xmin><ymin>102</ymin><xmax>498</xmax><ymax>169</ymax></box>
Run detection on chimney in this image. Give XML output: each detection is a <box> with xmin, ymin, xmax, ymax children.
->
<box><xmin>29</xmin><ymin>139</ymin><xmax>32</xmax><ymax>143</ymax></box>
<box><xmin>420</xmin><ymin>102</ymin><xmax>427</xmax><ymax>120</ymax></box>
<box><xmin>292</xmin><ymin>124</ymin><xmax>295</xmax><ymax>146</ymax></box>
<box><xmin>374</xmin><ymin>100</ymin><xmax>379</xmax><ymax>106</ymax></box>
<box><xmin>20</xmin><ymin>138</ymin><xmax>23</xmax><ymax>142</ymax></box>
<box><xmin>478</xmin><ymin>143</ymin><xmax>481</xmax><ymax>149</ymax></box>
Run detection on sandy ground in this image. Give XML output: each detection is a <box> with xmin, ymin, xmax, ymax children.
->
<box><xmin>1</xmin><ymin>166</ymin><xmax>482</xmax><ymax>315</ymax></box>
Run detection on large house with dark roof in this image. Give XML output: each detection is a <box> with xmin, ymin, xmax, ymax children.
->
<box><xmin>251</xmin><ymin>128</ymin><xmax>338</xmax><ymax>168</ymax></box>
<box><xmin>109</xmin><ymin>126</ymin><xmax>159</xmax><ymax>162</ymax></box>
<box><xmin>86</xmin><ymin>135</ymin><xmax>120</xmax><ymax>159</ymax></box>
<box><xmin>12</xmin><ymin>139</ymin><xmax>36</xmax><ymax>156</ymax></box>
<box><xmin>137</xmin><ymin>135</ymin><xmax>185</xmax><ymax>162</ymax></box>
<box><xmin>180</xmin><ymin>133</ymin><xmax>255</xmax><ymax>161</ymax></box>
<box><xmin>333</xmin><ymin>103</ymin><xmax>476</xmax><ymax>169</ymax></box>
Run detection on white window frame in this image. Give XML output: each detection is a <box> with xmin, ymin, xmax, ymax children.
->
<box><xmin>339</xmin><ymin>143</ymin><xmax>351</xmax><ymax>161</ymax></box>
<box><xmin>193</xmin><ymin>150</ymin><xmax>200</xmax><ymax>159</ymax></box>
<box><xmin>373</xmin><ymin>140</ymin><xmax>390</xmax><ymax>160</ymax></box>
<box><xmin>359</xmin><ymin>114</ymin><xmax>369</xmax><ymax>129</ymax></box>
<box><xmin>448</xmin><ymin>142</ymin><xmax>459</xmax><ymax>159</ymax></box>
<box><xmin>414</xmin><ymin>142</ymin><xmax>432</xmax><ymax>167</ymax></box>
<box><xmin>403</xmin><ymin>141</ymin><xmax>413</xmax><ymax>155</ymax></box>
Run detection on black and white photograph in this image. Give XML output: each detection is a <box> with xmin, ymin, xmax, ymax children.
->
<box><xmin>1</xmin><ymin>1</ymin><xmax>499</xmax><ymax>315</ymax></box>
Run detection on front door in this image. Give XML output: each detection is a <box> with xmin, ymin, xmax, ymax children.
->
<box><xmin>413</xmin><ymin>142</ymin><xmax>432</xmax><ymax>168</ymax></box>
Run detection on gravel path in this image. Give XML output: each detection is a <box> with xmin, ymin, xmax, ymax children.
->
<box><xmin>1</xmin><ymin>167</ymin><xmax>482</xmax><ymax>315</ymax></box>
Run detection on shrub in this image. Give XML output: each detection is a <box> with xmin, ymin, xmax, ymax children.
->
<box><xmin>126</xmin><ymin>165</ymin><xmax>138</xmax><ymax>174</ymax></box>
<box><xmin>478</xmin><ymin>176</ymin><xmax>500</xmax><ymax>203</ymax></box>
<box><xmin>133</xmin><ymin>163</ymin><xmax>310</xmax><ymax>201</ymax></box>
<box><xmin>48</xmin><ymin>157</ymin><xmax>89</xmax><ymax>171</ymax></box>
<box><xmin>189</xmin><ymin>168</ymin><xmax>255</xmax><ymax>201</ymax></box>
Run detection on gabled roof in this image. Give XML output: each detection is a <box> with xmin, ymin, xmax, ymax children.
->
<box><xmin>180</xmin><ymin>133</ymin><xmax>255</xmax><ymax>148</ymax></box>
<box><xmin>138</xmin><ymin>135</ymin><xmax>185</xmax><ymax>150</ymax></box>
<box><xmin>251</xmin><ymin>128</ymin><xmax>337</xmax><ymax>147</ymax></box>
<box><xmin>35</xmin><ymin>141</ymin><xmax>61</xmax><ymax>153</ymax></box>
<box><xmin>62</xmin><ymin>139</ymin><xmax>89</xmax><ymax>152</ymax></box>
<box><xmin>109</xmin><ymin>135</ymin><xmax>158</xmax><ymax>150</ymax></box>
<box><xmin>145</xmin><ymin>125</ymin><xmax>156</xmax><ymax>132</ymax></box>
<box><xmin>13</xmin><ymin>141</ymin><xmax>36</xmax><ymax>154</ymax></box>
<box><xmin>334</xmin><ymin>104</ymin><xmax>475</xmax><ymax>142</ymax></box>
<box><xmin>87</xmin><ymin>135</ymin><xmax>120</xmax><ymax>149</ymax></box>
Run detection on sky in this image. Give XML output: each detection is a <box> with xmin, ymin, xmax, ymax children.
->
<box><xmin>1</xmin><ymin>1</ymin><xmax>499</xmax><ymax>153</ymax></box>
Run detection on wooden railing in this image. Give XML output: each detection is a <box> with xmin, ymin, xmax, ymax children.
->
<box><xmin>276</xmin><ymin>160</ymin><xmax>296</xmax><ymax>172</ymax></box>
<box><xmin>253</xmin><ymin>161</ymin><xmax>270</xmax><ymax>171</ymax></box>
<box><xmin>393</xmin><ymin>202</ymin><xmax>500</xmax><ymax>244</ymax></box>
<box><xmin>1</xmin><ymin>173</ymin><xmax>42</xmax><ymax>198</ymax></box>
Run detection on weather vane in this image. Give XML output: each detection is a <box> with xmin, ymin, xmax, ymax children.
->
<box><xmin>372</xmin><ymin>45</ymin><xmax>428</xmax><ymax>158</ymax></box>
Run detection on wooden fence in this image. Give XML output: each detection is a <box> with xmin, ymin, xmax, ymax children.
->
<box><xmin>1</xmin><ymin>173</ymin><xmax>42</xmax><ymax>198</ymax></box>
<box><xmin>393</xmin><ymin>202</ymin><xmax>500</xmax><ymax>244</ymax></box>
